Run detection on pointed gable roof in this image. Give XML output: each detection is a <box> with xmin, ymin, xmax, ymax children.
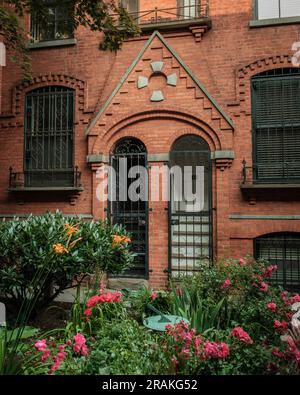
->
<box><xmin>85</xmin><ymin>30</ymin><xmax>234</xmax><ymax>136</ymax></box>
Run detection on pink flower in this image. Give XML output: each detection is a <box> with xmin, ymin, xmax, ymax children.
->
<box><xmin>286</xmin><ymin>294</ymin><xmax>300</xmax><ymax>305</ymax></box>
<box><xmin>239</xmin><ymin>258</ymin><xmax>247</xmax><ymax>266</ymax></box>
<box><xmin>34</xmin><ymin>339</ymin><xmax>47</xmax><ymax>352</ymax></box>
<box><xmin>81</xmin><ymin>344</ymin><xmax>89</xmax><ymax>356</ymax></box>
<box><xmin>267</xmin><ymin>302</ymin><xmax>277</xmax><ymax>312</ymax></box>
<box><xmin>287</xmin><ymin>338</ymin><xmax>300</xmax><ymax>361</ymax></box>
<box><xmin>272</xmin><ymin>348</ymin><xmax>285</xmax><ymax>358</ymax></box>
<box><xmin>41</xmin><ymin>349</ymin><xmax>51</xmax><ymax>363</ymax></box>
<box><xmin>274</xmin><ymin>320</ymin><xmax>289</xmax><ymax>331</ymax></box>
<box><xmin>203</xmin><ymin>341</ymin><xmax>230</xmax><ymax>359</ymax></box>
<box><xmin>221</xmin><ymin>279</ymin><xmax>231</xmax><ymax>290</ymax></box>
<box><xmin>180</xmin><ymin>348</ymin><xmax>191</xmax><ymax>358</ymax></box>
<box><xmin>84</xmin><ymin>308</ymin><xmax>92</xmax><ymax>317</ymax></box>
<box><xmin>259</xmin><ymin>282</ymin><xmax>269</xmax><ymax>293</ymax></box>
<box><xmin>73</xmin><ymin>333</ymin><xmax>87</xmax><ymax>354</ymax></box>
<box><xmin>263</xmin><ymin>265</ymin><xmax>278</xmax><ymax>278</ymax></box>
<box><xmin>151</xmin><ymin>291</ymin><xmax>157</xmax><ymax>301</ymax></box>
<box><xmin>86</xmin><ymin>295</ymin><xmax>101</xmax><ymax>308</ymax></box>
<box><xmin>231</xmin><ymin>327</ymin><xmax>253</xmax><ymax>344</ymax></box>
<box><xmin>48</xmin><ymin>351</ymin><xmax>67</xmax><ymax>375</ymax></box>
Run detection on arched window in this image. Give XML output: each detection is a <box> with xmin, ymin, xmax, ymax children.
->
<box><xmin>24</xmin><ymin>86</ymin><xmax>75</xmax><ymax>187</ymax></box>
<box><xmin>254</xmin><ymin>232</ymin><xmax>300</xmax><ymax>291</ymax></box>
<box><xmin>251</xmin><ymin>68</ymin><xmax>300</xmax><ymax>182</ymax></box>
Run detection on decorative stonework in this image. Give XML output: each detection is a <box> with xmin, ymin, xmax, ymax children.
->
<box><xmin>2</xmin><ymin>73</ymin><xmax>89</xmax><ymax>118</ymax></box>
<box><xmin>215</xmin><ymin>158</ymin><xmax>233</xmax><ymax>171</ymax></box>
<box><xmin>137</xmin><ymin>61</ymin><xmax>178</xmax><ymax>102</ymax></box>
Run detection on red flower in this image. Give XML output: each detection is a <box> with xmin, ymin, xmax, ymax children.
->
<box><xmin>262</xmin><ymin>265</ymin><xmax>278</xmax><ymax>278</ymax></box>
<box><xmin>151</xmin><ymin>291</ymin><xmax>157</xmax><ymax>301</ymax></box>
<box><xmin>274</xmin><ymin>320</ymin><xmax>289</xmax><ymax>331</ymax></box>
<box><xmin>231</xmin><ymin>327</ymin><xmax>253</xmax><ymax>344</ymax></box>
<box><xmin>86</xmin><ymin>295</ymin><xmax>101</xmax><ymax>308</ymax></box>
<box><xmin>221</xmin><ymin>279</ymin><xmax>231</xmax><ymax>290</ymax></box>
<box><xmin>286</xmin><ymin>294</ymin><xmax>300</xmax><ymax>305</ymax></box>
<box><xmin>84</xmin><ymin>308</ymin><xmax>92</xmax><ymax>317</ymax></box>
<box><xmin>267</xmin><ymin>303</ymin><xmax>277</xmax><ymax>312</ymax></box>
<box><xmin>203</xmin><ymin>341</ymin><xmax>230</xmax><ymax>359</ymax></box>
<box><xmin>259</xmin><ymin>282</ymin><xmax>269</xmax><ymax>293</ymax></box>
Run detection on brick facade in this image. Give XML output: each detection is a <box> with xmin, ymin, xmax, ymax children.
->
<box><xmin>1</xmin><ymin>0</ymin><xmax>300</xmax><ymax>288</ymax></box>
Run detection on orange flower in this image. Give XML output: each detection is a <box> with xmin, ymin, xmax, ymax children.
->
<box><xmin>53</xmin><ymin>243</ymin><xmax>69</xmax><ymax>254</ymax></box>
<box><xmin>64</xmin><ymin>224</ymin><xmax>79</xmax><ymax>236</ymax></box>
<box><xmin>112</xmin><ymin>235</ymin><xmax>131</xmax><ymax>248</ymax></box>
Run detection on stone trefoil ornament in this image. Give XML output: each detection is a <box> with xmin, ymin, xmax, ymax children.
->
<box><xmin>137</xmin><ymin>61</ymin><xmax>177</xmax><ymax>102</ymax></box>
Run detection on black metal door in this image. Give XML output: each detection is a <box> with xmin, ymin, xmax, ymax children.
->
<box><xmin>169</xmin><ymin>149</ymin><xmax>212</xmax><ymax>277</ymax></box>
<box><xmin>108</xmin><ymin>138</ymin><xmax>148</xmax><ymax>278</ymax></box>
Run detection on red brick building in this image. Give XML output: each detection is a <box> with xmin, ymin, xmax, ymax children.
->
<box><xmin>1</xmin><ymin>0</ymin><xmax>300</xmax><ymax>290</ymax></box>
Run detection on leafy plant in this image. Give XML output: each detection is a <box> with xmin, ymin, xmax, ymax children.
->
<box><xmin>0</xmin><ymin>212</ymin><xmax>134</xmax><ymax>313</ymax></box>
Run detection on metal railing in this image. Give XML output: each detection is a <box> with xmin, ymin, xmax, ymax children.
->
<box><xmin>242</xmin><ymin>160</ymin><xmax>300</xmax><ymax>184</ymax></box>
<box><xmin>121</xmin><ymin>2</ymin><xmax>209</xmax><ymax>26</ymax></box>
<box><xmin>9</xmin><ymin>167</ymin><xmax>82</xmax><ymax>189</ymax></box>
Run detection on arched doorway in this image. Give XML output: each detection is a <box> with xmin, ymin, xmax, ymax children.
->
<box><xmin>169</xmin><ymin>135</ymin><xmax>212</xmax><ymax>276</ymax></box>
<box><xmin>108</xmin><ymin>138</ymin><xmax>148</xmax><ymax>278</ymax></box>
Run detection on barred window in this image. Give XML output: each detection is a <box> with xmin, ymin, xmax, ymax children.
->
<box><xmin>251</xmin><ymin>68</ymin><xmax>300</xmax><ymax>183</ymax></box>
<box><xmin>254</xmin><ymin>233</ymin><xmax>300</xmax><ymax>291</ymax></box>
<box><xmin>24</xmin><ymin>86</ymin><xmax>75</xmax><ymax>187</ymax></box>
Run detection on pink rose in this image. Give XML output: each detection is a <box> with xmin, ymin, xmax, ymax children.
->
<box><xmin>231</xmin><ymin>327</ymin><xmax>253</xmax><ymax>344</ymax></box>
<box><xmin>267</xmin><ymin>302</ymin><xmax>277</xmax><ymax>312</ymax></box>
<box><xmin>239</xmin><ymin>258</ymin><xmax>247</xmax><ymax>266</ymax></box>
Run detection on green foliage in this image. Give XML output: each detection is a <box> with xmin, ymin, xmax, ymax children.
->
<box><xmin>70</xmin><ymin>319</ymin><xmax>169</xmax><ymax>375</ymax></box>
<box><xmin>125</xmin><ymin>286</ymin><xmax>173</xmax><ymax>322</ymax></box>
<box><xmin>0</xmin><ymin>212</ymin><xmax>134</xmax><ymax>312</ymax></box>
<box><xmin>0</xmin><ymin>1</ymin><xmax>140</xmax><ymax>80</ymax></box>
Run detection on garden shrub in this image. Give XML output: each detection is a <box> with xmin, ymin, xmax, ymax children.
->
<box><xmin>167</xmin><ymin>257</ymin><xmax>300</xmax><ymax>374</ymax></box>
<box><xmin>72</xmin><ymin>319</ymin><xmax>169</xmax><ymax>375</ymax></box>
<box><xmin>0</xmin><ymin>212</ymin><xmax>134</xmax><ymax>313</ymax></box>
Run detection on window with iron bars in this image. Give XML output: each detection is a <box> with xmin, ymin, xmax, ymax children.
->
<box><xmin>254</xmin><ymin>233</ymin><xmax>300</xmax><ymax>292</ymax></box>
<box><xmin>251</xmin><ymin>68</ymin><xmax>300</xmax><ymax>183</ymax></box>
<box><xmin>30</xmin><ymin>1</ymin><xmax>74</xmax><ymax>43</ymax></box>
<box><xmin>24</xmin><ymin>86</ymin><xmax>75</xmax><ymax>188</ymax></box>
<box><xmin>255</xmin><ymin>0</ymin><xmax>300</xmax><ymax>20</ymax></box>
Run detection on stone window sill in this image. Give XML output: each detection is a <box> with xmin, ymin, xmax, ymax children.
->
<box><xmin>250</xmin><ymin>16</ymin><xmax>300</xmax><ymax>28</ymax></box>
<box><xmin>28</xmin><ymin>38</ymin><xmax>77</xmax><ymax>50</ymax></box>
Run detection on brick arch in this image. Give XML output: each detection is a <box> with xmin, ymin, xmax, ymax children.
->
<box><xmin>168</xmin><ymin>128</ymin><xmax>219</xmax><ymax>153</ymax></box>
<box><xmin>109</xmin><ymin>134</ymin><xmax>149</xmax><ymax>155</ymax></box>
<box><xmin>236</xmin><ymin>54</ymin><xmax>292</xmax><ymax>106</ymax></box>
<box><xmin>91</xmin><ymin>109</ymin><xmax>222</xmax><ymax>155</ymax></box>
<box><xmin>250</xmin><ymin>222</ymin><xmax>300</xmax><ymax>240</ymax></box>
<box><xmin>13</xmin><ymin>73</ymin><xmax>87</xmax><ymax>116</ymax></box>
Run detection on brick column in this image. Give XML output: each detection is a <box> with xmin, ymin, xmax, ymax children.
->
<box><xmin>148</xmin><ymin>155</ymin><xmax>170</xmax><ymax>289</ymax></box>
<box><xmin>213</xmin><ymin>152</ymin><xmax>234</xmax><ymax>259</ymax></box>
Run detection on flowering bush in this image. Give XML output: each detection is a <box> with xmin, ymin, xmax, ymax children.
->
<box><xmin>32</xmin><ymin>333</ymin><xmax>90</xmax><ymax>375</ymax></box>
<box><xmin>169</xmin><ymin>257</ymin><xmax>300</xmax><ymax>374</ymax></box>
<box><xmin>0</xmin><ymin>212</ymin><xmax>134</xmax><ymax>313</ymax></box>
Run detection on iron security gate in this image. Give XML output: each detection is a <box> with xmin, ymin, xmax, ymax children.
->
<box><xmin>169</xmin><ymin>144</ymin><xmax>212</xmax><ymax>277</ymax></box>
<box><xmin>254</xmin><ymin>233</ymin><xmax>300</xmax><ymax>292</ymax></box>
<box><xmin>108</xmin><ymin>138</ymin><xmax>148</xmax><ymax>278</ymax></box>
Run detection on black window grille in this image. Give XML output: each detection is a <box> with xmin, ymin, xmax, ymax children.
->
<box><xmin>254</xmin><ymin>232</ymin><xmax>300</xmax><ymax>291</ymax></box>
<box><xmin>30</xmin><ymin>1</ymin><xmax>74</xmax><ymax>42</ymax></box>
<box><xmin>24</xmin><ymin>86</ymin><xmax>75</xmax><ymax>187</ymax></box>
<box><xmin>256</xmin><ymin>0</ymin><xmax>300</xmax><ymax>20</ymax></box>
<box><xmin>251</xmin><ymin>68</ymin><xmax>300</xmax><ymax>183</ymax></box>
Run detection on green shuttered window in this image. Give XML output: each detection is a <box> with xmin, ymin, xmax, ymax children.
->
<box><xmin>251</xmin><ymin>68</ymin><xmax>300</xmax><ymax>183</ymax></box>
